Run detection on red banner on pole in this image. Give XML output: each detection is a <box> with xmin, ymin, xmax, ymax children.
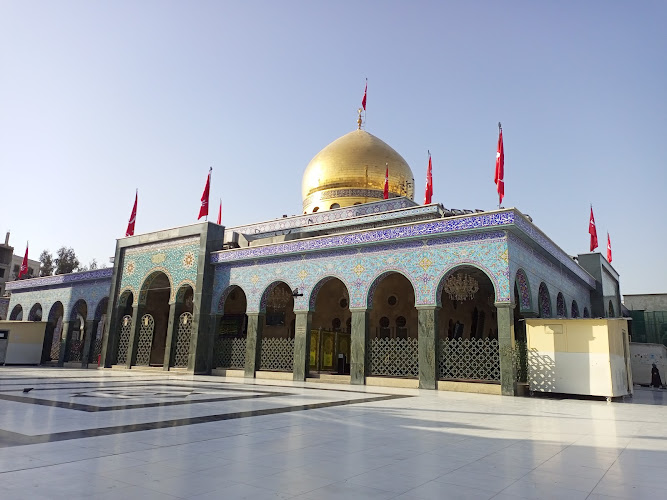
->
<box><xmin>494</xmin><ymin>124</ymin><xmax>504</xmax><ymax>206</ymax></box>
<box><xmin>126</xmin><ymin>190</ymin><xmax>137</xmax><ymax>237</ymax></box>
<box><xmin>198</xmin><ymin>168</ymin><xmax>212</xmax><ymax>220</ymax></box>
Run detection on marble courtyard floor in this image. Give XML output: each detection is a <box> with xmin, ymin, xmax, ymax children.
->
<box><xmin>1</xmin><ymin>368</ymin><xmax>666</xmax><ymax>499</ymax></box>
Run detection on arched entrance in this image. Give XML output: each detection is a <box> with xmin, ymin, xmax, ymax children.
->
<box><xmin>260</xmin><ymin>282</ymin><xmax>295</xmax><ymax>372</ymax></box>
<box><xmin>43</xmin><ymin>302</ymin><xmax>64</xmax><ymax>364</ymax></box>
<box><xmin>571</xmin><ymin>300</ymin><xmax>580</xmax><ymax>318</ymax></box>
<box><xmin>171</xmin><ymin>284</ymin><xmax>194</xmax><ymax>368</ymax></box>
<box><xmin>28</xmin><ymin>303</ymin><xmax>43</xmax><ymax>321</ymax></box>
<box><xmin>310</xmin><ymin>278</ymin><xmax>351</xmax><ymax>374</ymax></box>
<box><xmin>115</xmin><ymin>291</ymin><xmax>134</xmax><ymax>365</ymax></box>
<box><xmin>214</xmin><ymin>285</ymin><xmax>247</xmax><ymax>370</ymax></box>
<box><xmin>136</xmin><ymin>271</ymin><xmax>171</xmax><ymax>366</ymax></box>
<box><xmin>438</xmin><ymin>266</ymin><xmax>500</xmax><ymax>382</ymax></box>
<box><xmin>368</xmin><ymin>272</ymin><xmax>418</xmax><ymax>379</ymax></box>
<box><xmin>9</xmin><ymin>304</ymin><xmax>23</xmax><ymax>321</ymax></box>
<box><xmin>66</xmin><ymin>300</ymin><xmax>87</xmax><ymax>363</ymax></box>
<box><xmin>90</xmin><ymin>298</ymin><xmax>109</xmax><ymax>365</ymax></box>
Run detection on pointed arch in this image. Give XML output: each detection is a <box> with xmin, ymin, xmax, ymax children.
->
<box><xmin>308</xmin><ymin>275</ymin><xmax>351</xmax><ymax>311</ymax></box>
<box><xmin>435</xmin><ymin>263</ymin><xmax>499</xmax><ymax>308</ymax></box>
<box><xmin>28</xmin><ymin>303</ymin><xmax>43</xmax><ymax>321</ymax></box>
<box><xmin>9</xmin><ymin>304</ymin><xmax>23</xmax><ymax>321</ymax></box>
<box><xmin>366</xmin><ymin>270</ymin><xmax>417</xmax><ymax>309</ymax></box>
<box><xmin>556</xmin><ymin>292</ymin><xmax>567</xmax><ymax>318</ymax></box>
<box><xmin>583</xmin><ymin>306</ymin><xmax>590</xmax><ymax>318</ymax></box>
<box><xmin>514</xmin><ymin>268</ymin><xmax>532</xmax><ymax>311</ymax></box>
<box><xmin>538</xmin><ymin>282</ymin><xmax>552</xmax><ymax>318</ymax></box>
<box><xmin>571</xmin><ymin>300</ymin><xmax>580</xmax><ymax>318</ymax></box>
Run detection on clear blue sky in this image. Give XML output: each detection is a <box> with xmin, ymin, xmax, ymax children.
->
<box><xmin>1</xmin><ymin>1</ymin><xmax>665</xmax><ymax>294</ymax></box>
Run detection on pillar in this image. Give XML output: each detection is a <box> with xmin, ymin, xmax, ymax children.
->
<box><xmin>496</xmin><ymin>303</ymin><xmax>517</xmax><ymax>396</ymax></box>
<box><xmin>57</xmin><ymin>321</ymin><xmax>71</xmax><ymax>367</ymax></box>
<box><xmin>350</xmin><ymin>309</ymin><xmax>369</xmax><ymax>385</ymax></box>
<box><xmin>126</xmin><ymin>306</ymin><xmax>142</xmax><ymax>368</ymax></box>
<box><xmin>244</xmin><ymin>312</ymin><xmax>264</xmax><ymax>378</ymax></box>
<box><xmin>418</xmin><ymin>307</ymin><xmax>439</xmax><ymax>390</ymax></box>
<box><xmin>102</xmin><ymin>306</ymin><xmax>123</xmax><ymax>367</ymax></box>
<box><xmin>293</xmin><ymin>311</ymin><xmax>312</xmax><ymax>381</ymax></box>
<box><xmin>163</xmin><ymin>302</ymin><xmax>178</xmax><ymax>370</ymax></box>
<box><xmin>81</xmin><ymin>319</ymin><xmax>95</xmax><ymax>368</ymax></box>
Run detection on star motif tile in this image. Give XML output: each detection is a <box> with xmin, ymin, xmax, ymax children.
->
<box><xmin>418</xmin><ymin>257</ymin><xmax>433</xmax><ymax>271</ymax></box>
<box><xmin>353</xmin><ymin>264</ymin><xmax>365</xmax><ymax>276</ymax></box>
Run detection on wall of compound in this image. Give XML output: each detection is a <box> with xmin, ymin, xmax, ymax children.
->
<box><xmin>7</xmin><ymin>279</ymin><xmax>112</xmax><ymax>321</ymax></box>
<box><xmin>212</xmin><ymin>231</ymin><xmax>511</xmax><ymax>313</ymax></box>
<box><xmin>117</xmin><ymin>236</ymin><xmax>200</xmax><ymax>305</ymax></box>
<box><xmin>509</xmin><ymin>235</ymin><xmax>592</xmax><ymax>317</ymax></box>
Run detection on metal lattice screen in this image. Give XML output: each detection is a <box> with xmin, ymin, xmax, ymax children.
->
<box><xmin>214</xmin><ymin>336</ymin><xmax>246</xmax><ymax>369</ymax></box>
<box><xmin>68</xmin><ymin>340</ymin><xmax>83</xmax><ymax>362</ymax></box>
<box><xmin>49</xmin><ymin>320</ymin><xmax>62</xmax><ymax>362</ymax></box>
<box><xmin>439</xmin><ymin>338</ymin><xmax>500</xmax><ymax>381</ymax></box>
<box><xmin>135</xmin><ymin>314</ymin><xmax>154</xmax><ymax>366</ymax></box>
<box><xmin>174</xmin><ymin>312</ymin><xmax>193</xmax><ymax>368</ymax></box>
<box><xmin>116</xmin><ymin>315</ymin><xmax>132</xmax><ymax>364</ymax></box>
<box><xmin>369</xmin><ymin>337</ymin><xmax>419</xmax><ymax>378</ymax></box>
<box><xmin>91</xmin><ymin>338</ymin><xmax>103</xmax><ymax>364</ymax></box>
<box><xmin>260</xmin><ymin>337</ymin><xmax>294</xmax><ymax>372</ymax></box>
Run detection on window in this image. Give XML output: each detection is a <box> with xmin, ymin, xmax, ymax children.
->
<box><xmin>332</xmin><ymin>318</ymin><xmax>341</xmax><ymax>330</ymax></box>
<box><xmin>339</xmin><ymin>298</ymin><xmax>348</xmax><ymax>309</ymax></box>
<box><xmin>330</xmin><ymin>203</ymin><xmax>340</xmax><ymax>209</ymax></box>
<box><xmin>387</xmin><ymin>295</ymin><xmax>398</xmax><ymax>306</ymax></box>
<box><xmin>312</xmin><ymin>207</ymin><xmax>319</xmax><ymax>213</ymax></box>
<box><xmin>0</xmin><ymin>268</ymin><xmax>4</xmax><ymax>278</ymax></box>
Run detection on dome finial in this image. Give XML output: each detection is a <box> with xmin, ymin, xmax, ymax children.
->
<box><xmin>357</xmin><ymin>108</ymin><xmax>363</xmax><ymax>130</ymax></box>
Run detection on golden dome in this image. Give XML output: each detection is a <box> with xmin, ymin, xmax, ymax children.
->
<box><xmin>302</xmin><ymin>129</ymin><xmax>415</xmax><ymax>213</ymax></box>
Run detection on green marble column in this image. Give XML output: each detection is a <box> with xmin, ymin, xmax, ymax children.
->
<box><xmin>496</xmin><ymin>303</ymin><xmax>517</xmax><ymax>396</ymax></box>
<box><xmin>244</xmin><ymin>313</ymin><xmax>264</xmax><ymax>378</ymax></box>
<box><xmin>57</xmin><ymin>321</ymin><xmax>70</xmax><ymax>367</ymax></box>
<box><xmin>81</xmin><ymin>319</ymin><xmax>95</xmax><ymax>368</ymax></box>
<box><xmin>350</xmin><ymin>309</ymin><xmax>369</xmax><ymax>385</ymax></box>
<box><xmin>293</xmin><ymin>311</ymin><xmax>312</xmax><ymax>381</ymax></box>
<box><xmin>126</xmin><ymin>306</ymin><xmax>142</xmax><ymax>369</ymax></box>
<box><xmin>417</xmin><ymin>307</ymin><xmax>439</xmax><ymax>390</ymax></box>
<box><xmin>163</xmin><ymin>302</ymin><xmax>178</xmax><ymax>371</ymax></box>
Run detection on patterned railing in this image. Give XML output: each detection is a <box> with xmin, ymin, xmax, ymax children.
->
<box><xmin>135</xmin><ymin>314</ymin><xmax>154</xmax><ymax>366</ymax></box>
<box><xmin>369</xmin><ymin>337</ymin><xmax>419</xmax><ymax>378</ymax></box>
<box><xmin>90</xmin><ymin>338</ymin><xmax>103</xmax><ymax>364</ymax></box>
<box><xmin>214</xmin><ymin>335</ymin><xmax>247</xmax><ymax>369</ymax></box>
<box><xmin>174</xmin><ymin>312</ymin><xmax>193</xmax><ymax>368</ymax></box>
<box><xmin>115</xmin><ymin>315</ymin><xmax>132</xmax><ymax>365</ymax></box>
<box><xmin>49</xmin><ymin>327</ymin><xmax>61</xmax><ymax>362</ymax></box>
<box><xmin>260</xmin><ymin>337</ymin><xmax>294</xmax><ymax>372</ymax></box>
<box><xmin>439</xmin><ymin>338</ymin><xmax>500</xmax><ymax>381</ymax></box>
<box><xmin>68</xmin><ymin>339</ymin><xmax>83</xmax><ymax>362</ymax></box>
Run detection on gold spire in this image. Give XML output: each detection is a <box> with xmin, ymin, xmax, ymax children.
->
<box><xmin>357</xmin><ymin>108</ymin><xmax>363</xmax><ymax>129</ymax></box>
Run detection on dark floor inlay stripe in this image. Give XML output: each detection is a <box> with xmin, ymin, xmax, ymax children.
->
<box><xmin>0</xmin><ymin>394</ymin><xmax>410</xmax><ymax>448</ymax></box>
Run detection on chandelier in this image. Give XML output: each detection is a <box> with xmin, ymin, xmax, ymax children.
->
<box><xmin>268</xmin><ymin>286</ymin><xmax>292</xmax><ymax>310</ymax></box>
<box><xmin>443</xmin><ymin>272</ymin><xmax>479</xmax><ymax>302</ymax></box>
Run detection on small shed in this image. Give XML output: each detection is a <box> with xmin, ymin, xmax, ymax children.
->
<box><xmin>525</xmin><ymin>318</ymin><xmax>632</xmax><ymax>399</ymax></box>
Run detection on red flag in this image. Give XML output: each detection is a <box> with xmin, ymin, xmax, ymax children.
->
<box><xmin>125</xmin><ymin>190</ymin><xmax>137</xmax><ymax>237</ymax></box>
<box><xmin>217</xmin><ymin>199</ymin><xmax>222</xmax><ymax>225</ymax></box>
<box><xmin>361</xmin><ymin>79</ymin><xmax>367</xmax><ymax>111</ymax></box>
<box><xmin>383</xmin><ymin>165</ymin><xmax>389</xmax><ymax>199</ymax></box>
<box><xmin>494</xmin><ymin>123</ymin><xmax>504</xmax><ymax>205</ymax></box>
<box><xmin>424</xmin><ymin>151</ymin><xmax>433</xmax><ymax>204</ymax></box>
<box><xmin>589</xmin><ymin>206</ymin><xmax>598</xmax><ymax>251</ymax></box>
<box><xmin>18</xmin><ymin>243</ymin><xmax>28</xmax><ymax>279</ymax></box>
<box><xmin>607</xmin><ymin>233</ymin><xmax>612</xmax><ymax>262</ymax></box>
<box><xmin>198</xmin><ymin>168</ymin><xmax>212</xmax><ymax>220</ymax></box>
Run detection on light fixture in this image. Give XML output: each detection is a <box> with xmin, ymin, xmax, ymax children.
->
<box><xmin>443</xmin><ymin>272</ymin><xmax>479</xmax><ymax>302</ymax></box>
<box><xmin>292</xmin><ymin>288</ymin><xmax>304</xmax><ymax>297</ymax></box>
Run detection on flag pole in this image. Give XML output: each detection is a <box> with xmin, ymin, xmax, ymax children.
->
<box><xmin>206</xmin><ymin>167</ymin><xmax>212</xmax><ymax>222</ymax></box>
<box><xmin>498</xmin><ymin>122</ymin><xmax>502</xmax><ymax>210</ymax></box>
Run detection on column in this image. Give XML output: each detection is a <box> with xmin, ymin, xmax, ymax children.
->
<box><xmin>162</xmin><ymin>302</ymin><xmax>178</xmax><ymax>371</ymax></box>
<box><xmin>126</xmin><ymin>306</ymin><xmax>142</xmax><ymax>369</ymax></box>
<box><xmin>81</xmin><ymin>319</ymin><xmax>95</xmax><ymax>368</ymax></box>
<box><xmin>102</xmin><ymin>306</ymin><xmax>123</xmax><ymax>367</ymax></box>
<box><xmin>496</xmin><ymin>303</ymin><xmax>517</xmax><ymax>396</ymax></box>
<box><xmin>57</xmin><ymin>321</ymin><xmax>71</xmax><ymax>367</ymax></box>
<box><xmin>293</xmin><ymin>311</ymin><xmax>312</xmax><ymax>382</ymax></box>
<box><xmin>244</xmin><ymin>313</ymin><xmax>264</xmax><ymax>378</ymax></box>
<box><xmin>417</xmin><ymin>307</ymin><xmax>439</xmax><ymax>390</ymax></box>
<box><xmin>350</xmin><ymin>309</ymin><xmax>369</xmax><ymax>385</ymax></box>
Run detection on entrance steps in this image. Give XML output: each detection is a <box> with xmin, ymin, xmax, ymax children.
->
<box><xmin>306</xmin><ymin>373</ymin><xmax>351</xmax><ymax>385</ymax></box>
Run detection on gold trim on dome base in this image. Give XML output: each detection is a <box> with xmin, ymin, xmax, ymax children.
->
<box><xmin>302</xmin><ymin>129</ymin><xmax>414</xmax><ymax>214</ymax></box>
